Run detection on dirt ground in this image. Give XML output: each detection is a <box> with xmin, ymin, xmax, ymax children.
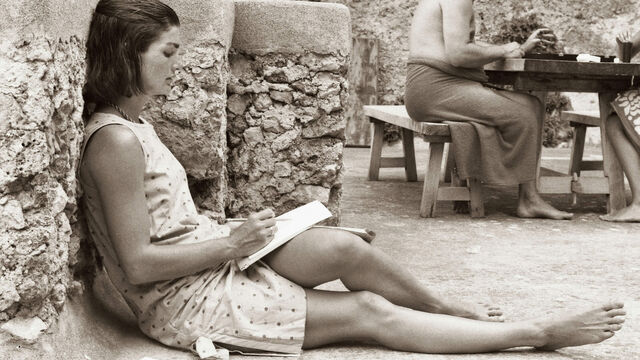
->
<box><xmin>5</xmin><ymin>142</ymin><xmax>638</xmax><ymax>360</ymax></box>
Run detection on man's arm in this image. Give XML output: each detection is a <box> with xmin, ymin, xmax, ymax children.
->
<box><xmin>440</xmin><ymin>0</ymin><xmax>519</xmax><ymax>67</ymax></box>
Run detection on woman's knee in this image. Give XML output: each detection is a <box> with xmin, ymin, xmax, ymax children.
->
<box><xmin>324</xmin><ymin>230</ymin><xmax>370</xmax><ymax>269</ymax></box>
<box><xmin>353</xmin><ymin>291</ymin><xmax>395</xmax><ymax>325</ymax></box>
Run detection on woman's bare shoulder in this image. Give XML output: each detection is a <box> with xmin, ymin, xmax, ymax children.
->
<box><xmin>83</xmin><ymin>125</ymin><xmax>145</xmax><ymax>184</ymax></box>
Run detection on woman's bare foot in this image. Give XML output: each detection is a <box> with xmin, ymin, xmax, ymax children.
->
<box><xmin>599</xmin><ymin>203</ymin><xmax>640</xmax><ymax>222</ymax></box>
<box><xmin>517</xmin><ymin>196</ymin><xmax>573</xmax><ymax>220</ymax></box>
<box><xmin>440</xmin><ymin>300</ymin><xmax>504</xmax><ymax>322</ymax></box>
<box><xmin>533</xmin><ymin>302</ymin><xmax>625</xmax><ymax>351</ymax></box>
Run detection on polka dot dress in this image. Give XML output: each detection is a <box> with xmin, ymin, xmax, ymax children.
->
<box><xmin>79</xmin><ymin>113</ymin><xmax>306</xmax><ymax>354</ymax></box>
<box><xmin>612</xmin><ymin>89</ymin><xmax>640</xmax><ymax>152</ymax></box>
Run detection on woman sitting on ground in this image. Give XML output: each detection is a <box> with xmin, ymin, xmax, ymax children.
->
<box><xmin>79</xmin><ymin>0</ymin><xmax>625</xmax><ymax>355</ymax></box>
<box><xmin>601</xmin><ymin>30</ymin><xmax>640</xmax><ymax>222</ymax></box>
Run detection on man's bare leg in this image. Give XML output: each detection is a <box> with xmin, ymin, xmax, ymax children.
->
<box><xmin>303</xmin><ymin>289</ymin><xmax>625</xmax><ymax>353</ymax></box>
<box><xmin>600</xmin><ymin>114</ymin><xmax>640</xmax><ymax>222</ymax></box>
<box><xmin>494</xmin><ymin>91</ymin><xmax>574</xmax><ymax>220</ymax></box>
<box><xmin>517</xmin><ymin>181</ymin><xmax>574</xmax><ymax>220</ymax></box>
<box><xmin>265</xmin><ymin>228</ymin><xmax>502</xmax><ymax>321</ymax></box>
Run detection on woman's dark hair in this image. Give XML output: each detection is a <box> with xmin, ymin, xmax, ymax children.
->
<box><xmin>83</xmin><ymin>0</ymin><xmax>180</xmax><ymax>106</ymax></box>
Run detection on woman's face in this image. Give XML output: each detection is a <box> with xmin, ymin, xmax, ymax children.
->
<box><xmin>140</xmin><ymin>26</ymin><xmax>181</xmax><ymax>96</ymax></box>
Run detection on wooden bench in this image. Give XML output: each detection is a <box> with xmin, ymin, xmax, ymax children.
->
<box><xmin>363</xmin><ymin>105</ymin><xmax>484</xmax><ymax>218</ymax></box>
<box><xmin>563</xmin><ymin>110</ymin><xmax>604</xmax><ymax>176</ymax></box>
<box><xmin>562</xmin><ymin>110</ymin><xmax>609</xmax><ymax>202</ymax></box>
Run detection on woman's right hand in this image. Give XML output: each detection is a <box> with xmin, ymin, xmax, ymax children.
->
<box><xmin>616</xmin><ymin>31</ymin><xmax>633</xmax><ymax>61</ymax></box>
<box><xmin>227</xmin><ymin>209</ymin><xmax>277</xmax><ymax>258</ymax></box>
<box><xmin>617</xmin><ymin>30</ymin><xmax>632</xmax><ymax>44</ymax></box>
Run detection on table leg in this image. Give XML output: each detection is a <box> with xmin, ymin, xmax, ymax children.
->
<box><xmin>531</xmin><ymin>91</ymin><xmax>548</xmax><ymax>190</ymax></box>
<box><xmin>598</xmin><ymin>92</ymin><xmax>626</xmax><ymax>213</ymax></box>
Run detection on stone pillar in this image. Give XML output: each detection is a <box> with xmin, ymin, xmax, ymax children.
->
<box><xmin>227</xmin><ymin>0</ymin><xmax>351</xmax><ymax>223</ymax></box>
<box><xmin>0</xmin><ymin>0</ymin><xmax>97</xmax><ymax>338</ymax></box>
<box><xmin>142</xmin><ymin>0</ymin><xmax>235</xmax><ymax>221</ymax></box>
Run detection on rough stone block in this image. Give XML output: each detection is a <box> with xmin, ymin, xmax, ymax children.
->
<box><xmin>232</xmin><ymin>0</ymin><xmax>351</xmax><ymax>56</ymax></box>
<box><xmin>0</xmin><ymin>316</ymin><xmax>47</xmax><ymax>342</ymax></box>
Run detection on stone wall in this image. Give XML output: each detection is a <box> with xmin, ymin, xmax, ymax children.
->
<box><xmin>0</xmin><ymin>0</ymin><xmax>351</xmax><ymax>345</ymax></box>
<box><xmin>227</xmin><ymin>0</ymin><xmax>351</xmax><ymax>222</ymax></box>
<box><xmin>0</xmin><ymin>0</ymin><xmax>96</xmax><ymax>337</ymax></box>
<box><xmin>142</xmin><ymin>0</ymin><xmax>235</xmax><ymax>221</ymax></box>
<box><xmin>226</xmin><ymin>52</ymin><xmax>348</xmax><ymax>221</ymax></box>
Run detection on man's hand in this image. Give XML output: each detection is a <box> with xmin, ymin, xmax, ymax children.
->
<box><xmin>521</xmin><ymin>28</ymin><xmax>556</xmax><ymax>54</ymax></box>
<box><xmin>503</xmin><ymin>42</ymin><xmax>524</xmax><ymax>59</ymax></box>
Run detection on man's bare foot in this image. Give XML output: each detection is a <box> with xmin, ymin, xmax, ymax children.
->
<box><xmin>533</xmin><ymin>302</ymin><xmax>625</xmax><ymax>351</ymax></box>
<box><xmin>440</xmin><ymin>301</ymin><xmax>504</xmax><ymax>322</ymax></box>
<box><xmin>517</xmin><ymin>197</ymin><xmax>573</xmax><ymax>220</ymax></box>
<box><xmin>599</xmin><ymin>203</ymin><xmax>640</xmax><ymax>222</ymax></box>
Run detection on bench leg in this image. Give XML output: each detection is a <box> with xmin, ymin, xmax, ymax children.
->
<box><xmin>468</xmin><ymin>178</ymin><xmax>485</xmax><ymax>218</ymax></box>
<box><xmin>368</xmin><ymin>120</ymin><xmax>384</xmax><ymax>181</ymax></box>
<box><xmin>444</xmin><ymin>143</ymin><xmax>454</xmax><ymax>183</ymax></box>
<box><xmin>420</xmin><ymin>142</ymin><xmax>445</xmax><ymax>218</ymax></box>
<box><xmin>451</xmin><ymin>164</ymin><xmax>469</xmax><ymax>214</ymax></box>
<box><xmin>569</xmin><ymin>124</ymin><xmax>587</xmax><ymax>176</ymax></box>
<box><xmin>401</xmin><ymin>128</ymin><xmax>418</xmax><ymax>182</ymax></box>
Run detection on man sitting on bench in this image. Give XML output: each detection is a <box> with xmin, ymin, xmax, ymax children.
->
<box><xmin>405</xmin><ymin>0</ymin><xmax>572</xmax><ymax>220</ymax></box>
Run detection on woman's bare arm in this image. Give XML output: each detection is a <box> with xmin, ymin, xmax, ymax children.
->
<box><xmin>632</xmin><ymin>30</ymin><xmax>640</xmax><ymax>59</ymax></box>
<box><xmin>84</xmin><ymin>125</ymin><xmax>274</xmax><ymax>284</ymax></box>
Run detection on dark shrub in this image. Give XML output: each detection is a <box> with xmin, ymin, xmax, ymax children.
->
<box><xmin>492</xmin><ymin>13</ymin><xmax>574</xmax><ymax>147</ymax></box>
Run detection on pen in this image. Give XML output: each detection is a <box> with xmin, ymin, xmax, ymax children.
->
<box><xmin>226</xmin><ymin>217</ymin><xmax>294</xmax><ymax>222</ymax></box>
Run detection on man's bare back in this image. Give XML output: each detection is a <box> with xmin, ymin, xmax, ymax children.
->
<box><xmin>409</xmin><ymin>0</ymin><xmax>474</xmax><ymax>63</ymax></box>
<box><xmin>409</xmin><ymin>0</ymin><xmax>526</xmax><ymax>68</ymax></box>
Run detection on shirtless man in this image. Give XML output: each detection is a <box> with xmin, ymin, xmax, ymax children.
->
<box><xmin>405</xmin><ymin>0</ymin><xmax>572</xmax><ymax>220</ymax></box>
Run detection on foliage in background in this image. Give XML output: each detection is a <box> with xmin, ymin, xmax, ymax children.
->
<box><xmin>543</xmin><ymin>92</ymin><xmax>574</xmax><ymax>147</ymax></box>
<box><xmin>492</xmin><ymin>13</ymin><xmax>574</xmax><ymax>147</ymax></box>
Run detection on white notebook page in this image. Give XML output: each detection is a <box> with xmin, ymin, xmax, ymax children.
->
<box><xmin>236</xmin><ymin>200</ymin><xmax>332</xmax><ymax>271</ymax></box>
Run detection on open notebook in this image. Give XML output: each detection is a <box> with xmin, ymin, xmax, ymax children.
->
<box><xmin>235</xmin><ymin>201</ymin><xmax>332</xmax><ymax>271</ymax></box>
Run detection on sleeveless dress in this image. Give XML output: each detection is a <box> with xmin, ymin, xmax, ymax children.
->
<box><xmin>78</xmin><ymin>112</ymin><xmax>306</xmax><ymax>354</ymax></box>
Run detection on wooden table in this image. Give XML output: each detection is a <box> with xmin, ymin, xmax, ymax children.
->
<box><xmin>484</xmin><ymin>55</ymin><xmax>640</xmax><ymax>212</ymax></box>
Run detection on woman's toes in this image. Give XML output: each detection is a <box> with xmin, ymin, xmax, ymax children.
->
<box><xmin>606</xmin><ymin>324</ymin><xmax>623</xmax><ymax>332</ymax></box>
<box><xmin>602</xmin><ymin>302</ymin><xmax>624</xmax><ymax>311</ymax></box>
<box><xmin>606</xmin><ymin>309</ymin><xmax>626</xmax><ymax>318</ymax></box>
<box><xmin>608</xmin><ymin>316</ymin><xmax>625</xmax><ymax>324</ymax></box>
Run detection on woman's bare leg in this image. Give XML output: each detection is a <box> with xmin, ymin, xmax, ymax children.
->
<box><xmin>265</xmin><ymin>228</ymin><xmax>502</xmax><ymax>321</ymax></box>
<box><xmin>303</xmin><ymin>289</ymin><xmax>625</xmax><ymax>353</ymax></box>
<box><xmin>600</xmin><ymin>114</ymin><xmax>640</xmax><ymax>222</ymax></box>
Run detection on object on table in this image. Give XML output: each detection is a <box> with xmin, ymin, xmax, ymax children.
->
<box><xmin>617</xmin><ymin>39</ymin><xmax>632</xmax><ymax>63</ymax></box>
<box><xmin>576</xmin><ymin>54</ymin><xmax>601</xmax><ymax>63</ymax></box>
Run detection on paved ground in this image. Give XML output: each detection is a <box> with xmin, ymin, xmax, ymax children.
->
<box><xmin>6</xmin><ymin>142</ymin><xmax>639</xmax><ymax>360</ymax></box>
